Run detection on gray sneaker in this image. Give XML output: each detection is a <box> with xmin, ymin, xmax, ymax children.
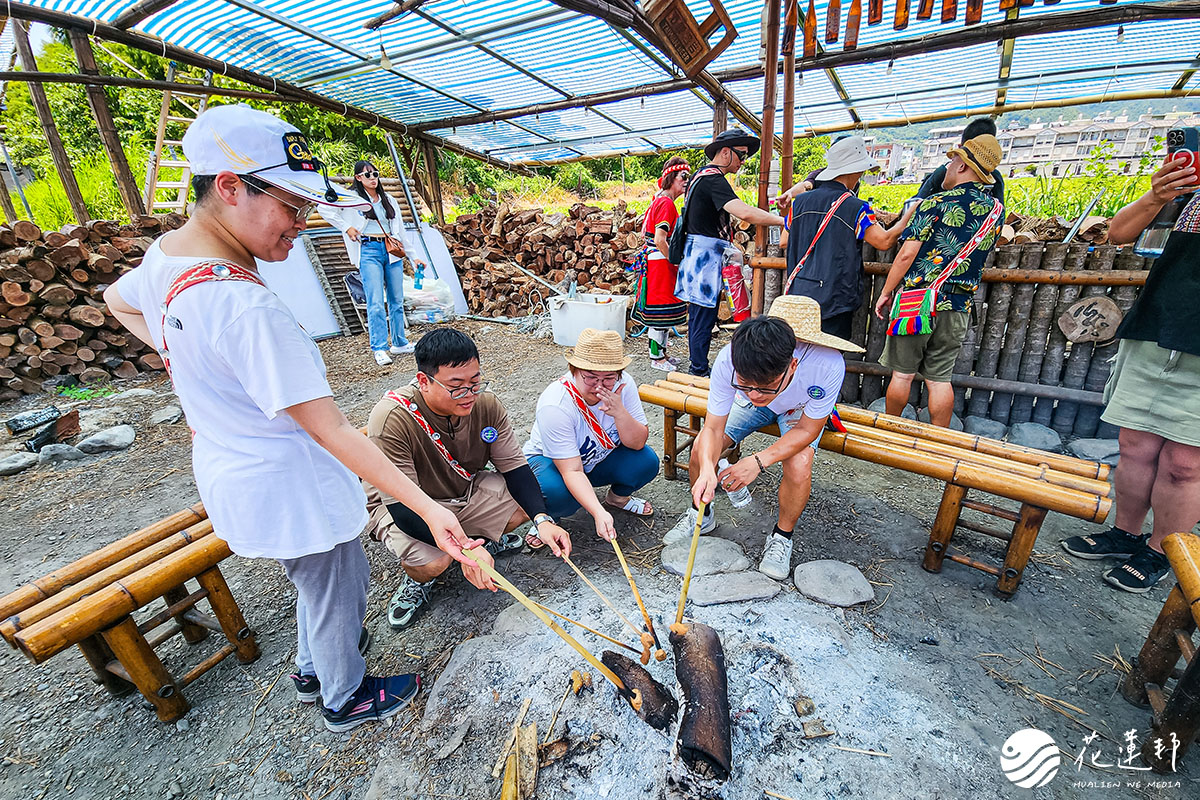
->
<box><xmin>387</xmin><ymin>573</ymin><xmax>432</xmax><ymax>630</ymax></box>
<box><xmin>758</xmin><ymin>532</ymin><xmax>794</xmax><ymax>581</ymax></box>
<box><xmin>663</xmin><ymin>505</ymin><xmax>715</xmax><ymax>545</ymax></box>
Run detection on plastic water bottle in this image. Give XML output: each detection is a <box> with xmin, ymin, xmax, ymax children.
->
<box><xmin>413</xmin><ymin>262</ymin><xmax>425</xmax><ymax>290</ymax></box>
<box><xmin>717</xmin><ymin>458</ymin><xmax>752</xmax><ymax>508</ymax></box>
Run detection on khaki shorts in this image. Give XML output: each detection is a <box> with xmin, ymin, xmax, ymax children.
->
<box><xmin>1102</xmin><ymin>338</ymin><xmax>1200</xmax><ymax>447</ymax></box>
<box><xmin>373</xmin><ymin>471</ymin><xmax>521</xmax><ymax>569</ymax></box>
<box><xmin>879</xmin><ymin>310</ymin><xmax>970</xmax><ymax>382</ymax></box>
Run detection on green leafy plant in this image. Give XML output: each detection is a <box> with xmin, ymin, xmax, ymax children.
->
<box><xmin>54</xmin><ymin>384</ymin><xmax>116</xmax><ymax>401</ymax></box>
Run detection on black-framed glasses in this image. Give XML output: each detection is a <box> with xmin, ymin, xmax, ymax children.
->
<box><xmin>732</xmin><ymin>148</ymin><xmax>749</xmax><ymax>161</ymax></box>
<box><xmin>730</xmin><ymin>368</ymin><xmax>789</xmax><ymax>397</ymax></box>
<box><xmin>426</xmin><ymin>374</ymin><xmax>491</xmax><ymax>400</ymax></box>
<box><xmin>241</xmin><ymin>175</ymin><xmax>314</xmax><ymax>223</ymax></box>
<box><xmin>357</xmin><ymin>171</ymin><xmax>379</xmax><ymax>179</ymax></box>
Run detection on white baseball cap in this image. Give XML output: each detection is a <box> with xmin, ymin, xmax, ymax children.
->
<box><xmin>183</xmin><ymin>104</ymin><xmax>367</xmax><ymax>208</ymax></box>
<box><xmin>815</xmin><ymin>135</ymin><xmax>879</xmax><ymax>181</ymax></box>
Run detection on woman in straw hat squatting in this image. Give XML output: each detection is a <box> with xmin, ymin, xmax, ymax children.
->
<box><xmin>103</xmin><ymin>105</ymin><xmax>488</xmax><ymax>733</ymax></box>
<box><xmin>664</xmin><ymin>296</ymin><xmax>864</xmax><ymax>581</ymax></box>
<box><xmin>524</xmin><ymin>329</ymin><xmax>660</xmax><ymax>543</ymax></box>
<box><xmin>632</xmin><ymin>156</ymin><xmax>690</xmax><ymax>371</ymax></box>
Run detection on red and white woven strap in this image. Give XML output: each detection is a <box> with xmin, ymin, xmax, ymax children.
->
<box><xmin>930</xmin><ymin>198</ymin><xmax>1004</xmax><ymax>294</ymax></box>
<box><xmin>561</xmin><ymin>379</ymin><xmax>616</xmax><ymax>451</ymax></box>
<box><xmin>783</xmin><ymin>192</ymin><xmax>853</xmax><ymax>295</ymax></box>
<box><xmin>160</xmin><ymin>260</ymin><xmax>266</xmax><ymax>379</ymax></box>
<box><xmin>386</xmin><ymin>390</ymin><xmax>473</xmax><ymax>481</ymax></box>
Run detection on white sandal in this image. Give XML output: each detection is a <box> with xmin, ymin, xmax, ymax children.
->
<box><xmin>604</xmin><ymin>494</ymin><xmax>654</xmax><ymax>517</ymax></box>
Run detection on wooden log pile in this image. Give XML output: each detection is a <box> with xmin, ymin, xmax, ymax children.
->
<box><xmin>0</xmin><ymin>214</ymin><xmax>186</xmax><ymax>400</ymax></box>
<box><xmin>439</xmin><ymin>201</ymin><xmax>647</xmax><ymax>317</ymax></box>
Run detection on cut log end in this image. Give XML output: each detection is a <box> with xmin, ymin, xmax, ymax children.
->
<box><xmin>670</xmin><ymin>622</ymin><xmax>732</xmax><ymax>782</ymax></box>
<box><xmin>601</xmin><ymin>650</ymin><xmax>678</xmax><ymax>731</ymax></box>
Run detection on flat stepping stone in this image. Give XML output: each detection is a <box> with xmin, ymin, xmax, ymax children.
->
<box><xmin>792</xmin><ymin>560</ymin><xmax>874</xmax><ymax>607</ymax></box>
<box><xmin>1006</xmin><ymin>422</ymin><xmax>1062</xmax><ymax>453</ymax></box>
<box><xmin>963</xmin><ymin>416</ymin><xmax>1007</xmax><ymax>440</ymax></box>
<box><xmin>77</xmin><ymin>425</ymin><xmax>135</xmax><ymax>454</ymax></box>
<box><xmin>689</xmin><ymin>571</ymin><xmax>780</xmax><ymax>606</ymax></box>
<box><xmin>661</xmin><ymin>536</ymin><xmax>750</xmax><ymax>577</ymax></box>
<box><xmin>0</xmin><ymin>452</ymin><xmax>38</xmax><ymax>476</ymax></box>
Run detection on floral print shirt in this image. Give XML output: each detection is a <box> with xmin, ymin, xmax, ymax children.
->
<box><xmin>900</xmin><ymin>182</ymin><xmax>1003</xmax><ymax>313</ymax></box>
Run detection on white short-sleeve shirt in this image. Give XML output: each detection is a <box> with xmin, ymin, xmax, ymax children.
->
<box><xmin>524</xmin><ymin>372</ymin><xmax>648</xmax><ymax>473</ymax></box>
<box><xmin>115</xmin><ymin>239</ymin><xmax>367</xmax><ymax>560</ymax></box>
<box><xmin>707</xmin><ymin>341</ymin><xmax>845</xmax><ymax>420</ymax></box>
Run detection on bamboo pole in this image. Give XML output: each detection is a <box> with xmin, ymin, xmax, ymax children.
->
<box><xmin>194</xmin><ymin>566</ymin><xmax>259</xmax><ymax>664</ymax></box>
<box><xmin>1036</xmin><ymin>242</ymin><xmax>1087</xmax><ymax>427</ymax></box>
<box><xmin>751</xmin><ymin>255</ymin><xmax>1150</xmax><ymax>285</ymax></box>
<box><xmin>951</xmin><ymin>278</ymin><xmax>989</xmax><ymax>415</ymax></box>
<box><xmin>861</xmin><ymin>268</ymin><xmax>890</xmax><ymax>405</ymax></box>
<box><xmin>609</xmin><ymin>538</ymin><xmax>666</xmax><ymax>661</ymax></box>
<box><xmin>674</xmin><ymin>502</ymin><xmax>709</xmax><ymax>627</ymax></box>
<box><xmin>562</xmin><ymin>556</ymin><xmax>645</xmax><ymax>646</ymax></box>
<box><xmin>781</xmin><ymin>0</ymin><xmax>799</xmax><ymax>193</ymax></box>
<box><xmin>1120</xmin><ymin>585</ymin><xmax>1192</xmax><ymax>706</ymax></box>
<box><xmin>991</xmin><ymin>243</ymin><xmax>1044</xmax><ymax>424</ymax></box>
<box><xmin>102</xmin><ymin>615</ymin><xmax>189</xmax><ymax>722</ymax></box>
<box><xmin>1163</xmin><ymin>533</ymin><xmax>1200</xmax><ymax>627</ymax></box>
<box><xmin>0</xmin><ymin>502</ymin><xmax>207</xmax><ymax>622</ymax></box>
<box><xmin>1011</xmin><ymin>242</ymin><xmax>1066</xmax><ymax>423</ymax></box>
<box><xmin>0</xmin><ymin>71</ymin><xmax>290</xmax><ymax>102</ymax></box>
<box><xmin>14</xmin><ymin>534</ymin><xmax>232</xmax><ymax>664</ymax></box>
<box><xmin>754</xmin><ymin>0</ymin><xmax>782</xmax><ymax>318</ymax></box>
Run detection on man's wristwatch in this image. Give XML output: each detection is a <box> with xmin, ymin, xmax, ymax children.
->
<box><xmin>533</xmin><ymin>513</ymin><xmax>555</xmax><ymax>531</ymax></box>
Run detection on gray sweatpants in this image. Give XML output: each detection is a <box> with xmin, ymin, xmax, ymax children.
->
<box><xmin>278</xmin><ymin>538</ymin><xmax>370</xmax><ymax>710</ymax></box>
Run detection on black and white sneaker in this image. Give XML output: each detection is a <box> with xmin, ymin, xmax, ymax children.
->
<box><xmin>1103</xmin><ymin>546</ymin><xmax>1171</xmax><ymax>594</ymax></box>
<box><xmin>321</xmin><ymin>674</ymin><xmax>420</xmax><ymax>732</ymax></box>
<box><xmin>291</xmin><ymin>626</ymin><xmax>373</xmax><ymax>703</ymax></box>
<box><xmin>1061</xmin><ymin>527</ymin><xmax>1148</xmax><ymax>560</ymax></box>
<box><xmin>387</xmin><ymin>573</ymin><xmax>433</xmax><ymax>631</ymax></box>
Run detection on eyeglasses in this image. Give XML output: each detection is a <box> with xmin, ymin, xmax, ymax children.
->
<box><xmin>578</xmin><ymin>371</ymin><xmax>621</xmax><ymax>388</ymax></box>
<box><xmin>732</xmin><ymin>149</ymin><xmax>749</xmax><ymax>162</ymax></box>
<box><xmin>357</xmin><ymin>171</ymin><xmax>379</xmax><ymax>179</ymax></box>
<box><xmin>730</xmin><ymin>367</ymin><xmax>790</xmax><ymax>397</ymax></box>
<box><xmin>426</xmin><ymin>374</ymin><xmax>491</xmax><ymax>400</ymax></box>
<box><xmin>246</xmin><ymin>180</ymin><xmax>315</xmax><ymax>224</ymax></box>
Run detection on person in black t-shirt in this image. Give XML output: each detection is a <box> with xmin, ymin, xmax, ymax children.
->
<box><xmin>1060</xmin><ymin>153</ymin><xmax>1200</xmax><ymax>594</ymax></box>
<box><xmin>675</xmin><ymin>129</ymin><xmax>786</xmax><ymax>376</ymax></box>
<box><xmin>916</xmin><ymin>118</ymin><xmax>1005</xmax><ymax>204</ymax></box>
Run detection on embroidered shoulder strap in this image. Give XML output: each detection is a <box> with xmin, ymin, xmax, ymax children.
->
<box><xmin>783</xmin><ymin>192</ymin><xmax>854</xmax><ymax>295</ymax></box>
<box><xmin>160</xmin><ymin>260</ymin><xmax>267</xmax><ymax>379</ymax></box>
<box><xmin>929</xmin><ymin>198</ymin><xmax>1004</xmax><ymax>294</ymax></box>
<box><xmin>560</xmin><ymin>379</ymin><xmax>616</xmax><ymax>451</ymax></box>
<box><xmin>386</xmin><ymin>390</ymin><xmax>473</xmax><ymax>481</ymax></box>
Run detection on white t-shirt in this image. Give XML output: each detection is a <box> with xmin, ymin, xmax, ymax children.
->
<box><xmin>707</xmin><ymin>341</ymin><xmax>844</xmax><ymax>420</ymax></box>
<box><xmin>115</xmin><ymin>239</ymin><xmax>368</xmax><ymax>560</ymax></box>
<box><xmin>524</xmin><ymin>372</ymin><xmax>648</xmax><ymax>473</ymax></box>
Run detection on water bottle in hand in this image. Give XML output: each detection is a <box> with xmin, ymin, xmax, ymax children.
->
<box><xmin>717</xmin><ymin>458</ymin><xmax>752</xmax><ymax>508</ymax></box>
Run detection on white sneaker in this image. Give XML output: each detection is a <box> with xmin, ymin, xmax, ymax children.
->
<box><xmin>373</xmin><ymin>350</ymin><xmax>393</xmax><ymax>366</ymax></box>
<box><xmin>759</xmin><ymin>532</ymin><xmax>794</xmax><ymax>581</ymax></box>
<box><xmin>650</xmin><ymin>357</ymin><xmax>674</xmax><ymax>372</ymax></box>
<box><xmin>390</xmin><ymin>343</ymin><xmax>415</xmax><ymax>355</ymax></box>
<box><xmin>663</xmin><ymin>505</ymin><xmax>715</xmax><ymax>545</ymax></box>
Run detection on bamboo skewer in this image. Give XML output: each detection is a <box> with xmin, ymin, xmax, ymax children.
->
<box><xmin>609</xmin><ymin>538</ymin><xmax>667</xmax><ymax>661</ymax></box>
<box><xmin>674</xmin><ymin>502</ymin><xmax>709</xmax><ymax>629</ymax></box>
<box><xmin>531</xmin><ymin>601</ymin><xmax>643</xmax><ymax>656</ymax></box>
<box><xmin>462</xmin><ymin>549</ymin><xmax>637</xmax><ymax>708</ymax></box>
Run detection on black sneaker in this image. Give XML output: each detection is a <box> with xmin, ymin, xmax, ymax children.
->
<box><xmin>291</xmin><ymin>626</ymin><xmax>373</xmax><ymax>703</ymax></box>
<box><xmin>1104</xmin><ymin>546</ymin><xmax>1171</xmax><ymax>594</ymax></box>
<box><xmin>321</xmin><ymin>674</ymin><xmax>420</xmax><ymax>732</ymax></box>
<box><xmin>1061</xmin><ymin>527</ymin><xmax>1148</xmax><ymax>560</ymax></box>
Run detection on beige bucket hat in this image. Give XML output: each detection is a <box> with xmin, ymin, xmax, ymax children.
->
<box><xmin>565</xmin><ymin>328</ymin><xmax>633</xmax><ymax>371</ymax></box>
<box><xmin>768</xmin><ymin>295</ymin><xmax>865</xmax><ymax>353</ymax></box>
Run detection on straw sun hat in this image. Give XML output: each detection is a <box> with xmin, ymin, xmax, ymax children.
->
<box><xmin>947</xmin><ymin>134</ymin><xmax>1003</xmax><ymax>185</ymax></box>
<box><xmin>768</xmin><ymin>296</ymin><xmax>865</xmax><ymax>353</ymax></box>
<box><xmin>565</xmin><ymin>328</ymin><xmax>633</xmax><ymax>371</ymax></box>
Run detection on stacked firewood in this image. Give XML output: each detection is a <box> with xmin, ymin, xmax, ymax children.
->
<box><xmin>0</xmin><ymin>215</ymin><xmax>186</xmax><ymax>400</ymax></box>
<box><xmin>442</xmin><ymin>201</ymin><xmax>648</xmax><ymax>317</ymax></box>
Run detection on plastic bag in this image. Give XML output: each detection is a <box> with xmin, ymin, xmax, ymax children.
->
<box><xmin>721</xmin><ymin>245</ymin><xmax>750</xmax><ymax>323</ymax></box>
<box><xmin>403</xmin><ymin>275</ymin><xmax>455</xmax><ymax>324</ymax></box>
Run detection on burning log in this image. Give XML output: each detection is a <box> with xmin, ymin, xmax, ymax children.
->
<box><xmin>668</xmin><ymin>622</ymin><xmax>733</xmax><ymax>784</ymax></box>
<box><xmin>600</xmin><ymin>650</ymin><xmax>678</xmax><ymax>731</ymax></box>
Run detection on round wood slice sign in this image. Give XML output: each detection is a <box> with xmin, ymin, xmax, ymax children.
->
<box><xmin>1058</xmin><ymin>296</ymin><xmax>1123</xmax><ymax>344</ymax></box>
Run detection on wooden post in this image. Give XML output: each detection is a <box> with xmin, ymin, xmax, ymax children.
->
<box><xmin>951</xmin><ymin>274</ymin><xmax>989</xmax><ymax>415</ymax></box>
<box><xmin>421</xmin><ymin>140</ymin><xmax>446</xmax><ymax>227</ymax></box>
<box><xmin>0</xmin><ymin>162</ymin><xmax>18</xmax><ymax>224</ymax></box>
<box><xmin>76</xmin><ymin>634</ymin><xmax>135</xmax><ymax>696</ymax></box>
<box><xmin>1122</xmin><ymin>585</ymin><xmax>1192</xmax><ymax>706</ymax></box>
<box><xmin>102</xmin><ymin>616</ymin><xmax>189</xmax><ymax>722</ymax></box>
<box><xmin>68</xmin><ymin>31</ymin><xmax>146</xmax><ymax>222</ymax></box>
<box><xmin>163</xmin><ymin>584</ymin><xmax>208</xmax><ymax>646</ymax></box>
<box><xmin>1078</xmin><ymin>249</ymin><xmax>1142</xmax><ymax>437</ymax></box>
<box><xmin>1035</xmin><ymin>242</ymin><xmax>1084</xmax><ymax>426</ymax></box>
<box><xmin>753</xmin><ymin>0</ymin><xmax>781</xmax><ymax>318</ymax></box>
<box><xmin>664</xmin><ymin>408</ymin><xmax>679</xmax><ymax>480</ymax></box>
<box><xmin>1047</xmin><ymin>243</ymin><xmax>1094</xmax><ymax>433</ymax></box>
<box><xmin>995</xmin><ymin>503</ymin><xmax>1048</xmax><ymax>597</ymax></box>
<box><xmin>923</xmin><ymin>483</ymin><xmax>967</xmax><ymax>573</ymax></box>
<box><xmin>11</xmin><ymin>21</ymin><xmax>90</xmax><ymax>226</ymax></box>
<box><xmin>195</xmin><ymin>566</ymin><xmax>259</xmax><ymax>664</ymax></box>
<box><xmin>1143</xmin><ymin>645</ymin><xmax>1200</xmax><ymax>772</ymax></box>
<box><xmin>712</xmin><ymin>100</ymin><xmax>728</xmax><ymax>137</ymax></box>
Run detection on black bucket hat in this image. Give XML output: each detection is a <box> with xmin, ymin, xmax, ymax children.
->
<box><xmin>704</xmin><ymin>128</ymin><xmax>761</xmax><ymax>160</ymax></box>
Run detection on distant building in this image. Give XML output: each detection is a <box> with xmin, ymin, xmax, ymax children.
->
<box><xmin>861</xmin><ymin>137</ymin><xmax>914</xmax><ymax>181</ymax></box>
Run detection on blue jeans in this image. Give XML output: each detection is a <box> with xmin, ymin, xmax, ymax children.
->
<box><xmin>724</xmin><ymin>398</ymin><xmax>820</xmax><ymax>451</ymax></box>
<box><xmin>358</xmin><ymin>239</ymin><xmax>408</xmax><ymax>351</ymax></box>
<box><xmin>528</xmin><ymin>446</ymin><xmax>660</xmax><ymax>520</ymax></box>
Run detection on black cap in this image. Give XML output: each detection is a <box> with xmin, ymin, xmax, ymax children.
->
<box><xmin>705</xmin><ymin>128</ymin><xmax>761</xmax><ymax>160</ymax></box>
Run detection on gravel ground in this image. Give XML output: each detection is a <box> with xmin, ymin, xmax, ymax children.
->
<box><xmin>0</xmin><ymin>320</ymin><xmax>1197</xmax><ymax>800</ymax></box>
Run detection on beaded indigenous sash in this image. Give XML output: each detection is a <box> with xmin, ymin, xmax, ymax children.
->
<box><xmin>160</xmin><ymin>260</ymin><xmax>266</xmax><ymax>379</ymax></box>
<box><xmin>385</xmin><ymin>390</ymin><xmax>473</xmax><ymax>480</ymax></box>
<box><xmin>561</xmin><ymin>378</ymin><xmax>616</xmax><ymax>450</ymax></box>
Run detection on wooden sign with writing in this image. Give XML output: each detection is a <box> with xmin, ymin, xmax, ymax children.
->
<box><xmin>1058</xmin><ymin>295</ymin><xmax>1123</xmax><ymax>344</ymax></box>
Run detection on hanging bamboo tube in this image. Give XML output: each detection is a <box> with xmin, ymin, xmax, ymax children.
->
<box><xmin>1011</xmin><ymin>242</ymin><xmax>1066</xmax><ymax>424</ymax></box>
<box><xmin>0</xmin><ymin>502</ymin><xmax>207</xmax><ymax>621</ymax></box>
<box><xmin>966</xmin><ymin>246</ymin><xmax>1021</xmax><ymax>418</ymax></box>
<box><xmin>657</xmin><ymin>374</ymin><xmax>1109</xmax><ymax>478</ymax></box>
<box><xmin>14</xmin><ymin>534</ymin><xmax>232</xmax><ymax>664</ymax></box>
<box><xmin>941</xmin><ymin>0</ymin><xmax>958</xmax><ymax>21</ymax></box>
<box><xmin>1036</xmin><ymin>243</ymin><xmax>1087</xmax><ymax>427</ymax></box>
<box><xmin>804</xmin><ymin>0</ymin><xmax>818</xmax><ymax>57</ymax></box>
<box><xmin>991</xmin><ymin>243</ymin><xmax>1044</xmax><ymax>424</ymax></box>
<box><xmin>845</xmin><ymin>0</ymin><xmax>862</xmax><ymax>49</ymax></box>
<box><xmin>638</xmin><ymin>385</ymin><xmax>1110</xmax><ymax>521</ymax></box>
<box><xmin>894</xmin><ymin>0</ymin><xmax>911</xmax><ymax>28</ymax></box>
<box><xmin>868</xmin><ymin>0</ymin><xmax>883</xmax><ymax>24</ymax></box>
<box><xmin>965</xmin><ymin>0</ymin><xmax>984</xmax><ymax>22</ymax></box>
<box><xmin>1162</xmin><ymin>533</ymin><xmax>1200</xmax><ymax>628</ymax></box>
<box><xmin>1</xmin><ymin>520</ymin><xmax>215</xmax><ymax>645</ymax></box>
<box><xmin>917</xmin><ymin>0</ymin><xmax>935</xmax><ymax>19</ymax></box>
<box><xmin>826</xmin><ymin>0</ymin><xmax>841</xmax><ymax>42</ymax></box>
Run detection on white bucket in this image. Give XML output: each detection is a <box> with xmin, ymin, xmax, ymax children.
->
<box><xmin>548</xmin><ymin>293</ymin><xmax>630</xmax><ymax>347</ymax></box>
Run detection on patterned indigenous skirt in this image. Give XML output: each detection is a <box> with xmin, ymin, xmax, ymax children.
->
<box><xmin>631</xmin><ymin>242</ymin><xmax>687</xmax><ymax>328</ymax></box>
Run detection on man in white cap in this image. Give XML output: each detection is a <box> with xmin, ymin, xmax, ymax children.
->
<box><xmin>664</xmin><ymin>296</ymin><xmax>863</xmax><ymax>581</ymax></box>
<box><xmin>103</xmin><ymin>105</ymin><xmax>488</xmax><ymax>733</ymax></box>
<box><xmin>781</xmin><ymin>135</ymin><xmax>915</xmax><ymax>341</ymax></box>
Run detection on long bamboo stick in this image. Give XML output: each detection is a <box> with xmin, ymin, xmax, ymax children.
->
<box><xmin>1162</xmin><ymin>533</ymin><xmax>1200</xmax><ymax>628</ymax></box>
<box><xmin>675</xmin><ymin>502</ymin><xmax>709</xmax><ymax>627</ymax></box>
<box><xmin>531</xmin><ymin>602</ymin><xmax>642</xmax><ymax>655</ymax></box>
<box><xmin>0</xmin><ymin>502</ymin><xmax>207</xmax><ymax>621</ymax></box>
<box><xmin>609</xmin><ymin>539</ymin><xmax>666</xmax><ymax>661</ymax></box>
<box><xmin>749</xmin><ymin>255</ymin><xmax>1149</xmax><ymax>286</ymax></box>
<box><xmin>562</xmin><ymin>556</ymin><xmax>645</xmax><ymax>643</ymax></box>
<box><xmin>462</xmin><ymin>549</ymin><xmax>631</xmax><ymax>702</ymax></box>
<box><xmin>638</xmin><ymin>385</ymin><xmax>1110</xmax><ymax>522</ymax></box>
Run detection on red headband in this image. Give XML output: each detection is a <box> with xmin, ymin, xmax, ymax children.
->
<box><xmin>658</xmin><ymin>163</ymin><xmax>689</xmax><ymax>188</ymax></box>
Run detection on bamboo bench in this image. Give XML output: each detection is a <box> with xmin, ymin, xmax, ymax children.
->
<box><xmin>1121</xmin><ymin>532</ymin><xmax>1200</xmax><ymax>772</ymax></box>
<box><xmin>639</xmin><ymin>373</ymin><xmax>1113</xmax><ymax>597</ymax></box>
<box><xmin>0</xmin><ymin>503</ymin><xmax>259</xmax><ymax>722</ymax></box>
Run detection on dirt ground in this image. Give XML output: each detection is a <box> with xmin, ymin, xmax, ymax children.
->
<box><xmin>0</xmin><ymin>320</ymin><xmax>1197</xmax><ymax>800</ymax></box>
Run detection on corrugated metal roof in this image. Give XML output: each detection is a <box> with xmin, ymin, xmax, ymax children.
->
<box><xmin>14</xmin><ymin>0</ymin><xmax>1200</xmax><ymax>164</ymax></box>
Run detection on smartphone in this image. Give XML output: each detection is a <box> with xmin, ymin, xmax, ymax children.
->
<box><xmin>1166</xmin><ymin>127</ymin><xmax>1200</xmax><ymax>188</ymax></box>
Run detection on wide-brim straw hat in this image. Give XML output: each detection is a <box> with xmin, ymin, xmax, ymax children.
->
<box><xmin>947</xmin><ymin>134</ymin><xmax>1002</xmax><ymax>185</ymax></box>
<box><xmin>704</xmin><ymin>128</ymin><xmax>761</xmax><ymax>160</ymax></box>
<box><xmin>768</xmin><ymin>295</ymin><xmax>865</xmax><ymax>353</ymax></box>
<box><xmin>565</xmin><ymin>328</ymin><xmax>633</xmax><ymax>371</ymax></box>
